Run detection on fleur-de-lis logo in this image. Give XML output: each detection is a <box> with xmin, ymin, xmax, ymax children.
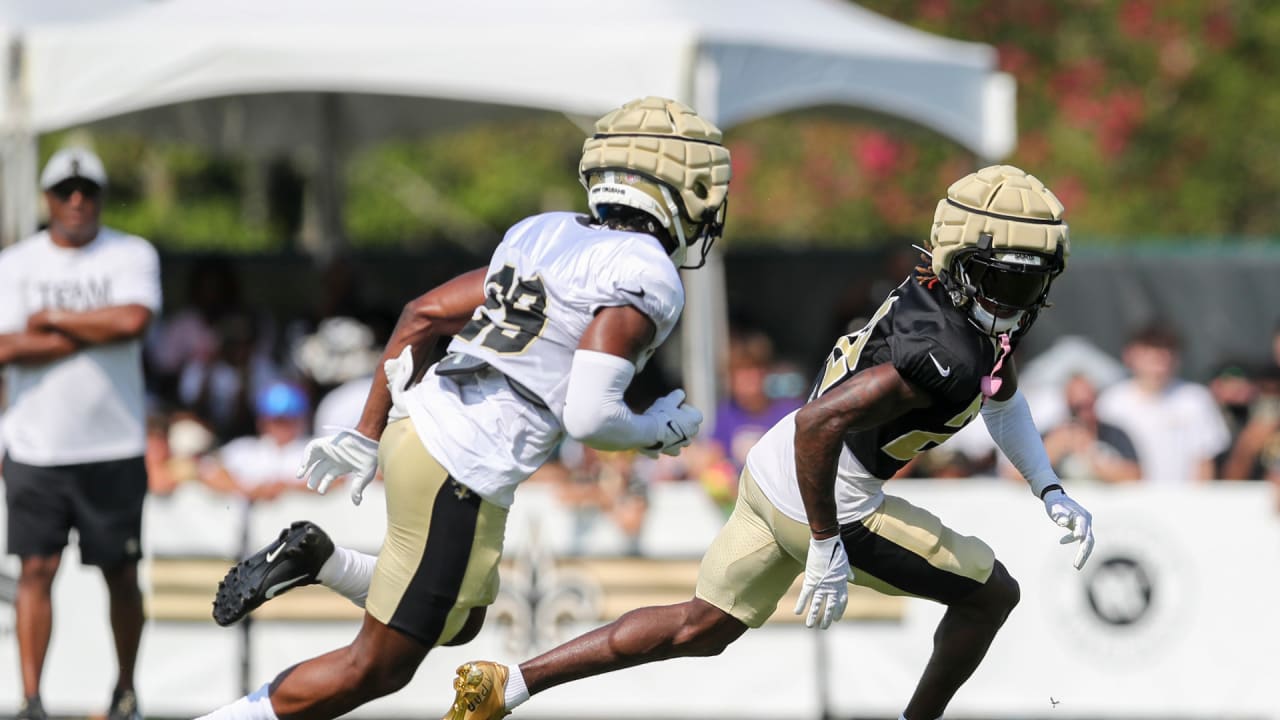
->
<box><xmin>491</xmin><ymin>521</ymin><xmax>601</xmax><ymax>654</ymax></box>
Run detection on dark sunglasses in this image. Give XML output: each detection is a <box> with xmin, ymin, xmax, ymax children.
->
<box><xmin>49</xmin><ymin>178</ymin><xmax>102</xmax><ymax>200</ymax></box>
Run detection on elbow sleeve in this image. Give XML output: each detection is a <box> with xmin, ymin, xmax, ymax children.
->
<box><xmin>981</xmin><ymin>390</ymin><xmax>1059</xmax><ymax>497</ymax></box>
<box><xmin>562</xmin><ymin>350</ymin><xmax>660</xmax><ymax>450</ymax></box>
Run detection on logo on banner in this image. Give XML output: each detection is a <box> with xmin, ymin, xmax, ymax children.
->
<box><xmin>1084</xmin><ymin>556</ymin><xmax>1154</xmax><ymax>626</ymax></box>
<box><xmin>1044</xmin><ymin>521</ymin><xmax>1193</xmax><ymax>663</ymax></box>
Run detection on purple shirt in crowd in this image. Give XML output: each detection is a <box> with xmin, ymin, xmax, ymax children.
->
<box><xmin>712</xmin><ymin>398</ymin><xmax>803</xmax><ymax>471</ymax></box>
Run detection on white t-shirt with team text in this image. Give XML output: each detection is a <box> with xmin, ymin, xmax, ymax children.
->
<box><xmin>0</xmin><ymin>228</ymin><xmax>162</xmax><ymax>465</ymax></box>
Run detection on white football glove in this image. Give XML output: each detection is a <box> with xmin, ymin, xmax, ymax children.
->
<box><xmin>638</xmin><ymin>389</ymin><xmax>703</xmax><ymax>458</ymax></box>
<box><xmin>1043</xmin><ymin>488</ymin><xmax>1095</xmax><ymax>570</ymax></box>
<box><xmin>297</xmin><ymin>429</ymin><xmax>379</xmax><ymax>504</ymax></box>
<box><xmin>384</xmin><ymin>346</ymin><xmax>414</xmax><ymax>425</ymax></box>
<box><xmin>794</xmin><ymin>534</ymin><xmax>852</xmax><ymax>629</ymax></box>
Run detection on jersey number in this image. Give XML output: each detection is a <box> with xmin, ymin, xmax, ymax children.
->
<box><xmin>812</xmin><ymin>295</ymin><xmax>899</xmax><ymax>399</ymax></box>
<box><xmin>880</xmin><ymin>393</ymin><xmax>983</xmax><ymax>461</ymax></box>
<box><xmin>456</xmin><ymin>265</ymin><xmax>549</xmax><ymax>355</ymax></box>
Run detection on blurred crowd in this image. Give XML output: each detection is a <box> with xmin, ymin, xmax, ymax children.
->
<box><xmin>130</xmin><ymin>256</ymin><xmax>1280</xmax><ymax>554</ymax></box>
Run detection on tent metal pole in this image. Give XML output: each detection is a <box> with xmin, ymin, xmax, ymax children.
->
<box><xmin>681</xmin><ymin>48</ymin><xmax>729</xmax><ymax>433</ymax></box>
<box><xmin>3</xmin><ymin>34</ymin><xmax>38</xmax><ymax>248</ymax></box>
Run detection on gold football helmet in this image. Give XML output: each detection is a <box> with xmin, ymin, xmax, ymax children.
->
<box><xmin>927</xmin><ymin>165</ymin><xmax>1069</xmax><ymax>335</ymax></box>
<box><xmin>579</xmin><ymin>97</ymin><xmax>731</xmax><ymax>268</ymax></box>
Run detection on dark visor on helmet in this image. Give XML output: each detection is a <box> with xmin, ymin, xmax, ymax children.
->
<box><xmin>966</xmin><ymin>252</ymin><xmax>1056</xmax><ymax>310</ymax></box>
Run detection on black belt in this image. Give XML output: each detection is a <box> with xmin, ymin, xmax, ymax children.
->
<box><xmin>435</xmin><ymin>352</ymin><xmax>548</xmax><ymax>409</ymax></box>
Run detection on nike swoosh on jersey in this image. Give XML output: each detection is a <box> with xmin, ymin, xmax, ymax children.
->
<box><xmin>620</xmin><ymin>286</ymin><xmax>647</xmax><ymax>299</ymax></box>
<box><xmin>928</xmin><ymin>352</ymin><xmax>952</xmax><ymax>377</ymax></box>
<box><xmin>265</xmin><ymin>574</ymin><xmax>309</xmax><ymax>599</ymax></box>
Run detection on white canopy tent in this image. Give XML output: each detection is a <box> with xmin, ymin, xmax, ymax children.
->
<box><xmin>0</xmin><ymin>0</ymin><xmax>1015</xmax><ymax>417</ymax></box>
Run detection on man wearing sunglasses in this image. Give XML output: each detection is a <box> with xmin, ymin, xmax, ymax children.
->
<box><xmin>0</xmin><ymin>147</ymin><xmax>160</xmax><ymax>720</ymax></box>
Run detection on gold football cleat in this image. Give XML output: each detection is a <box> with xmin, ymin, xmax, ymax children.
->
<box><xmin>442</xmin><ymin>661</ymin><xmax>511</xmax><ymax>720</ymax></box>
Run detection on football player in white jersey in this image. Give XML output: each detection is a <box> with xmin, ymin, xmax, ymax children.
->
<box><xmin>196</xmin><ymin>96</ymin><xmax>730</xmax><ymax>720</ymax></box>
<box><xmin>436</xmin><ymin>166</ymin><xmax>1095</xmax><ymax>720</ymax></box>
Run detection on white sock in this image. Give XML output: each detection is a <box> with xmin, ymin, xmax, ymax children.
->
<box><xmin>197</xmin><ymin>683</ymin><xmax>277</xmax><ymax>720</ymax></box>
<box><xmin>317</xmin><ymin>545</ymin><xmax>377</xmax><ymax>608</ymax></box>
<box><xmin>503</xmin><ymin>664</ymin><xmax>530</xmax><ymax>710</ymax></box>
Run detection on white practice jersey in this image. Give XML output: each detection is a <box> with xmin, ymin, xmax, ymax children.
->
<box><xmin>0</xmin><ymin>228</ymin><xmax>161</xmax><ymax>465</ymax></box>
<box><xmin>401</xmin><ymin>212</ymin><xmax>683</xmax><ymax>508</ymax></box>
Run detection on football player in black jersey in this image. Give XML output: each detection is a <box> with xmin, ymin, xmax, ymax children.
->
<box><xmin>441</xmin><ymin>166</ymin><xmax>1094</xmax><ymax>720</ymax></box>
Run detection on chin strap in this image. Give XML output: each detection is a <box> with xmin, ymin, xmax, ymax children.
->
<box><xmin>981</xmin><ymin>333</ymin><xmax>1012</xmax><ymax>398</ymax></box>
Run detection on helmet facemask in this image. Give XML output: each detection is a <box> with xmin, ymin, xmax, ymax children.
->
<box><xmin>944</xmin><ymin>233</ymin><xmax>1065</xmax><ymax>336</ymax></box>
<box><xmin>680</xmin><ymin>195</ymin><xmax>727</xmax><ymax>269</ymax></box>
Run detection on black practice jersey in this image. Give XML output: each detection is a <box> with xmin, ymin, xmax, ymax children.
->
<box><xmin>808</xmin><ymin>277</ymin><xmax>1002</xmax><ymax>480</ymax></box>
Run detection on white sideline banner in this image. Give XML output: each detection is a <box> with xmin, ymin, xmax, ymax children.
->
<box><xmin>829</xmin><ymin>480</ymin><xmax>1280</xmax><ymax>720</ymax></box>
<box><xmin>0</xmin><ymin>481</ymin><xmax>1276</xmax><ymax>718</ymax></box>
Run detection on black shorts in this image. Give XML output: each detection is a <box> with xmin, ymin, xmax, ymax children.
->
<box><xmin>4</xmin><ymin>454</ymin><xmax>147</xmax><ymax>567</ymax></box>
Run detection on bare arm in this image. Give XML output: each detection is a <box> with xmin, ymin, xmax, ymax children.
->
<box><xmin>1220</xmin><ymin>417</ymin><xmax>1278</xmax><ymax>480</ymax></box>
<box><xmin>1090</xmin><ymin>449</ymin><xmax>1143</xmax><ymax>483</ymax></box>
<box><xmin>794</xmin><ymin>363</ymin><xmax>930</xmax><ymax>538</ymax></box>
<box><xmin>577</xmin><ymin>305</ymin><xmax>656</xmax><ymax>363</ymax></box>
<box><xmin>28</xmin><ymin>305</ymin><xmax>152</xmax><ymax>346</ymax></box>
<box><xmin>0</xmin><ymin>330</ymin><xmax>81</xmax><ymax>365</ymax></box>
<box><xmin>354</xmin><ymin>267</ymin><xmax>488</xmax><ymax>440</ymax></box>
<box><xmin>1193</xmin><ymin>457</ymin><xmax>1218</xmax><ymax>483</ymax></box>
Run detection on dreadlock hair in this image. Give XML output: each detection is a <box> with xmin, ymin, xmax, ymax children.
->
<box><xmin>595</xmin><ymin>204</ymin><xmax>675</xmax><ymax>252</ymax></box>
<box><xmin>914</xmin><ymin>250</ymin><xmax>939</xmax><ymax>289</ymax></box>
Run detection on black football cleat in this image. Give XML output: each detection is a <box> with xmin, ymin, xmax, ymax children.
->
<box><xmin>212</xmin><ymin>520</ymin><xmax>334</xmax><ymax>627</ymax></box>
<box><xmin>16</xmin><ymin>696</ymin><xmax>47</xmax><ymax>720</ymax></box>
<box><xmin>107</xmin><ymin>688</ymin><xmax>141</xmax><ymax>720</ymax></box>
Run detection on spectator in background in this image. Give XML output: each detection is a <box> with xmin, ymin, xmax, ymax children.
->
<box><xmin>0</xmin><ymin>148</ymin><xmax>160</xmax><ymax>720</ymax></box>
<box><xmin>202</xmin><ymin>381</ymin><xmax>313</xmax><ymax>502</ymax></box>
<box><xmin>144</xmin><ymin>410</ymin><xmax>217</xmax><ymax>496</ymax></box>
<box><xmin>1220</xmin><ymin>365</ymin><xmax>1280</xmax><ymax>480</ymax></box>
<box><xmin>1096</xmin><ymin>325</ymin><xmax>1229</xmax><ymax>484</ymax></box>
<box><xmin>710</xmin><ymin>331</ymin><xmax>803</xmax><ymax>469</ymax></box>
<box><xmin>553</xmin><ymin>440</ymin><xmax>650</xmax><ymax>556</ymax></box>
<box><xmin>144</xmin><ymin>412</ymin><xmax>183</xmax><ymax>497</ymax></box>
<box><xmin>1040</xmin><ymin>374</ymin><xmax>1141</xmax><ymax>483</ymax></box>
<box><xmin>146</xmin><ymin>258</ymin><xmax>242</xmax><ymax>405</ymax></box>
<box><xmin>1207</xmin><ymin>362</ymin><xmax>1260</xmax><ymax>477</ymax></box>
<box><xmin>178</xmin><ymin>311</ymin><xmax>278</xmax><ymax>441</ymax></box>
<box><xmin>694</xmin><ymin>330</ymin><xmax>802</xmax><ymax>510</ymax></box>
<box><xmin>295</xmin><ymin>317</ymin><xmax>382</xmax><ymax>433</ymax></box>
